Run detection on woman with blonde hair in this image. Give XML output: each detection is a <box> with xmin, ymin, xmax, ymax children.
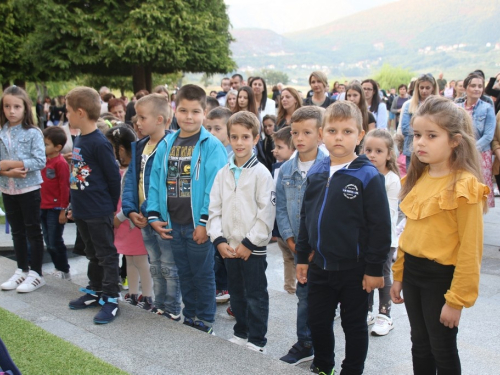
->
<box><xmin>303</xmin><ymin>71</ymin><xmax>335</xmax><ymax>108</ymax></box>
<box><xmin>225</xmin><ymin>89</ymin><xmax>237</xmax><ymax>112</ymax></box>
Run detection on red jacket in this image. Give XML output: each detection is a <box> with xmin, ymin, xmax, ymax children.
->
<box><xmin>41</xmin><ymin>154</ymin><xmax>70</xmax><ymax>209</ymax></box>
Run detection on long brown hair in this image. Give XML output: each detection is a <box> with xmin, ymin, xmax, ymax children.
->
<box><xmin>234</xmin><ymin>86</ymin><xmax>258</xmax><ymax>117</ymax></box>
<box><xmin>401</xmin><ymin>96</ymin><xmax>485</xmax><ymax>210</ymax></box>
<box><xmin>0</xmin><ymin>86</ymin><xmax>36</xmax><ymax>129</ymax></box>
<box><xmin>364</xmin><ymin>129</ymin><xmax>400</xmax><ymax>178</ymax></box>
<box><xmin>346</xmin><ymin>83</ymin><xmax>369</xmax><ymax>133</ymax></box>
<box><xmin>276</xmin><ymin>87</ymin><xmax>302</xmax><ymax>127</ymax></box>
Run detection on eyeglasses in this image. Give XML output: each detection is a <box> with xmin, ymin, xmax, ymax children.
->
<box><xmin>362</xmin><ymin>87</ymin><xmax>374</xmax><ymax>91</ymax></box>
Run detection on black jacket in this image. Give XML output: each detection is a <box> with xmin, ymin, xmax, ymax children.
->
<box><xmin>303</xmin><ymin>95</ymin><xmax>335</xmax><ymax>109</ymax></box>
<box><xmin>296</xmin><ymin>155</ymin><xmax>391</xmax><ymax>276</ymax></box>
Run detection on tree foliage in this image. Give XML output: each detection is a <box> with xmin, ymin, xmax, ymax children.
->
<box><xmin>257</xmin><ymin>69</ymin><xmax>289</xmax><ymax>86</ymax></box>
<box><xmin>370</xmin><ymin>64</ymin><xmax>416</xmax><ymax>90</ymax></box>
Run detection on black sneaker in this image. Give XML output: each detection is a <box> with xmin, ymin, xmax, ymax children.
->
<box><xmin>310</xmin><ymin>362</ymin><xmax>334</xmax><ymax>375</ymax></box>
<box><xmin>124</xmin><ymin>293</ymin><xmax>141</xmax><ymax>306</ymax></box>
<box><xmin>183</xmin><ymin>317</ymin><xmax>194</xmax><ymax>327</ymax></box>
<box><xmin>193</xmin><ymin>320</ymin><xmax>214</xmax><ymax>335</ymax></box>
<box><xmin>93</xmin><ymin>295</ymin><xmax>119</xmax><ymax>324</ymax></box>
<box><xmin>280</xmin><ymin>341</ymin><xmax>314</xmax><ymax>365</ymax></box>
<box><xmin>162</xmin><ymin>310</ymin><xmax>181</xmax><ymax>321</ymax></box>
<box><xmin>69</xmin><ymin>288</ymin><xmax>101</xmax><ymax>310</ymax></box>
<box><xmin>137</xmin><ymin>296</ymin><xmax>154</xmax><ymax>311</ymax></box>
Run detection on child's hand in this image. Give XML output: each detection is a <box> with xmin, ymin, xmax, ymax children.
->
<box><xmin>440</xmin><ymin>304</ymin><xmax>462</xmax><ymax>328</ymax></box>
<box><xmin>63</xmin><ymin>152</ymin><xmax>73</xmax><ymax>163</ymax></box>
<box><xmin>113</xmin><ymin>215</ymin><xmax>121</xmax><ymax>229</ymax></box>
<box><xmin>59</xmin><ymin>210</ymin><xmax>68</xmax><ymax>225</ymax></box>
<box><xmin>286</xmin><ymin>237</ymin><xmax>296</xmax><ymax>254</ymax></box>
<box><xmin>390</xmin><ymin>281</ymin><xmax>404</xmax><ymax>304</ymax></box>
<box><xmin>362</xmin><ymin>275</ymin><xmax>384</xmax><ymax>293</ymax></box>
<box><xmin>296</xmin><ymin>264</ymin><xmax>308</xmax><ymax>284</ymax></box>
<box><xmin>235</xmin><ymin>243</ymin><xmax>252</xmax><ymax>261</ymax></box>
<box><xmin>193</xmin><ymin>225</ymin><xmax>208</xmax><ymax>244</ymax></box>
<box><xmin>129</xmin><ymin>212</ymin><xmax>148</xmax><ymax>228</ymax></box>
<box><xmin>66</xmin><ymin>209</ymin><xmax>73</xmax><ymax>221</ymax></box>
<box><xmin>217</xmin><ymin>243</ymin><xmax>236</xmax><ymax>259</ymax></box>
<box><xmin>6</xmin><ymin>168</ymin><xmax>27</xmax><ymax>178</ymax></box>
<box><xmin>150</xmin><ymin>220</ymin><xmax>173</xmax><ymax>240</ymax></box>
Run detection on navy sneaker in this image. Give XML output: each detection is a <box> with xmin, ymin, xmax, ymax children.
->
<box><xmin>162</xmin><ymin>310</ymin><xmax>181</xmax><ymax>321</ymax></box>
<box><xmin>183</xmin><ymin>317</ymin><xmax>194</xmax><ymax>327</ymax></box>
<box><xmin>193</xmin><ymin>320</ymin><xmax>214</xmax><ymax>335</ymax></box>
<box><xmin>69</xmin><ymin>288</ymin><xmax>101</xmax><ymax>310</ymax></box>
<box><xmin>310</xmin><ymin>362</ymin><xmax>334</xmax><ymax>375</ymax></box>
<box><xmin>280</xmin><ymin>341</ymin><xmax>314</xmax><ymax>365</ymax></box>
<box><xmin>93</xmin><ymin>295</ymin><xmax>119</xmax><ymax>324</ymax></box>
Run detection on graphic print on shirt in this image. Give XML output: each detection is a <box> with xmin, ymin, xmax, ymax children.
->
<box><xmin>70</xmin><ymin>147</ymin><xmax>92</xmax><ymax>190</ymax></box>
<box><xmin>167</xmin><ymin>144</ymin><xmax>194</xmax><ymax>198</ymax></box>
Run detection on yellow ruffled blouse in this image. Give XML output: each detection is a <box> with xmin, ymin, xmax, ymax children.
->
<box><xmin>393</xmin><ymin>168</ymin><xmax>489</xmax><ymax>310</ymax></box>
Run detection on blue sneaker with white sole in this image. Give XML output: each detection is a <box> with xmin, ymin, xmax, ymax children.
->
<box><xmin>93</xmin><ymin>295</ymin><xmax>119</xmax><ymax>324</ymax></box>
<box><xmin>69</xmin><ymin>288</ymin><xmax>101</xmax><ymax>310</ymax></box>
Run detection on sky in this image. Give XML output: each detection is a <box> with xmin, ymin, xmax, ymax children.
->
<box><xmin>224</xmin><ymin>0</ymin><xmax>398</xmax><ymax>34</ymax></box>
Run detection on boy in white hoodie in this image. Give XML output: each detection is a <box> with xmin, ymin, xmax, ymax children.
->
<box><xmin>207</xmin><ymin>111</ymin><xmax>276</xmax><ymax>353</ymax></box>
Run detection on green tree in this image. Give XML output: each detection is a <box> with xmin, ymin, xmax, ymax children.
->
<box><xmin>258</xmin><ymin>69</ymin><xmax>289</xmax><ymax>86</ymax></box>
<box><xmin>371</xmin><ymin>64</ymin><xmax>415</xmax><ymax>90</ymax></box>
<box><xmin>23</xmin><ymin>0</ymin><xmax>236</xmax><ymax>92</ymax></box>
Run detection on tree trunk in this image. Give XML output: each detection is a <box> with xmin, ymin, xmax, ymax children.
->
<box><xmin>132</xmin><ymin>65</ymin><xmax>153</xmax><ymax>93</ymax></box>
<box><xmin>145</xmin><ymin>66</ymin><xmax>152</xmax><ymax>93</ymax></box>
<box><xmin>35</xmin><ymin>82</ymin><xmax>48</xmax><ymax>101</ymax></box>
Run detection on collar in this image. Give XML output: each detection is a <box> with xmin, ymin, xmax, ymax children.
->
<box><xmin>229</xmin><ymin>153</ymin><xmax>258</xmax><ymax>170</ymax></box>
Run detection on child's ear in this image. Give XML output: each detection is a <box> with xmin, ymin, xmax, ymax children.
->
<box><xmin>356</xmin><ymin>129</ymin><xmax>366</xmax><ymax>145</ymax></box>
<box><xmin>55</xmin><ymin>144</ymin><xmax>63</xmax><ymax>152</ymax></box>
<box><xmin>319</xmin><ymin>127</ymin><xmax>323</xmax><ymax>139</ymax></box>
<box><xmin>157</xmin><ymin>115</ymin><xmax>164</xmax><ymax>126</ymax></box>
<box><xmin>254</xmin><ymin>134</ymin><xmax>260</xmax><ymax>145</ymax></box>
<box><xmin>451</xmin><ymin>134</ymin><xmax>462</xmax><ymax>148</ymax></box>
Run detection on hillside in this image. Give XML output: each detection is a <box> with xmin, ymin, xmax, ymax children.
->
<box><xmin>229</xmin><ymin>0</ymin><xmax>500</xmax><ymax>82</ymax></box>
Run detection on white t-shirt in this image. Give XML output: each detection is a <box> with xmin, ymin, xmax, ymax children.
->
<box><xmin>384</xmin><ymin>170</ymin><xmax>402</xmax><ymax>248</ymax></box>
<box><xmin>298</xmin><ymin>159</ymin><xmax>315</xmax><ymax>178</ymax></box>
<box><xmin>329</xmin><ymin>162</ymin><xmax>350</xmax><ymax>177</ymax></box>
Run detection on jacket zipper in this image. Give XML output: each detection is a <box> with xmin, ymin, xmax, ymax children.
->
<box><xmin>316</xmin><ymin>175</ymin><xmax>331</xmax><ymax>269</ymax></box>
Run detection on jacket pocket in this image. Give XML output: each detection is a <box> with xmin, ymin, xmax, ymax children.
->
<box><xmin>46</xmin><ymin>168</ymin><xmax>56</xmax><ymax>179</ymax></box>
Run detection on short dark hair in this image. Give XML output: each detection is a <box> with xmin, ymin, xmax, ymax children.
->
<box><xmin>398</xmin><ymin>84</ymin><xmax>408</xmax><ymax>91</ymax></box>
<box><xmin>206</xmin><ymin>107</ymin><xmax>232</xmax><ymax>124</ymax></box>
<box><xmin>43</xmin><ymin>126</ymin><xmax>67</xmax><ymax>148</ymax></box>
<box><xmin>176</xmin><ymin>84</ymin><xmax>207</xmax><ymax>110</ymax></box>
<box><xmin>464</xmin><ymin>73</ymin><xmax>484</xmax><ymax>89</ymax></box>
<box><xmin>262</xmin><ymin>114</ymin><xmax>277</xmax><ymax>124</ymax></box>
<box><xmin>206</xmin><ymin>97</ymin><xmax>220</xmax><ymax>111</ymax></box>
<box><xmin>232</xmin><ymin>73</ymin><xmax>243</xmax><ymax>81</ymax></box>
<box><xmin>272</xmin><ymin>125</ymin><xmax>294</xmax><ymax>149</ymax></box>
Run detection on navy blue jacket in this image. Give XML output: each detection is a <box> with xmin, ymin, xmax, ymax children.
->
<box><xmin>296</xmin><ymin>155</ymin><xmax>391</xmax><ymax>277</ymax></box>
<box><xmin>122</xmin><ymin>132</ymin><xmax>170</xmax><ymax>218</ymax></box>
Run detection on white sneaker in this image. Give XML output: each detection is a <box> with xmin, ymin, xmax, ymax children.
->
<box><xmin>371</xmin><ymin>314</ymin><xmax>394</xmax><ymax>336</ymax></box>
<box><xmin>1</xmin><ymin>269</ymin><xmax>28</xmax><ymax>290</ymax></box>
<box><xmin>16</xmin><ymin>270</ymin><xmax>46</xmax><ymax>293</ymax></box>
<box><xmin>53</xmin><ymin>270</ymin><xmax>72</xmax><ymax>281</ymax></box>
<box><xmin>229</xmin><ymin>335</ymin><xmax>247</xmax><ymax>346</ymax></box>
<box><xmin>246</xmin><ymin>342</ymin><xmax>266</xmax><ymax>354</ymax></box>
<box><xmin>367</xmin><ymin>311</ymin><xmax>375</xmax><ymax>326</ymax></box>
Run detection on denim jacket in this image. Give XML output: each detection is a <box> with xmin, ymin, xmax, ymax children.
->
<box><xmin>0</xmin><ymin>123</ymin><xmax>45</xmax><ymax>190</ymax></box>
<box><xmin>400</xmin><ymin>100</ymin><xmax>413</xmax><ymax>157</ymax></box>
<box><xmin>456</xmin><ymin>99</ymin><xmax>496</xmax><ymax>152</ymax></box>
<box><xmin>276</xmin><ymin>148</ymin><xmax>327</xmax><ymax>241</ymax></box>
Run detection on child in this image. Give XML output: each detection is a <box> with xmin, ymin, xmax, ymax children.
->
<box><xmin>276</xmin><ymin>106</ymin><xmax>327</xmax><ymax>365</ymax></box>
<box><xmin>205</xmin><ymin>106</ymin><xmax>233</xmax><ymax>304</ymax></box>
<box><xmin>122</xmin><ymin>94</ymin><xmax>181</xmax><ymax>318</ymax></box>
<box><xmin>0</xmin><ymin>86</ymin><xmax>47</xmax><ymax>293</ymax></box>
<box><xmin>148</xmin><ymin>84</ymin><xmax>227</xmax><ymax>333</ymax></box>
<box><xmin>106</xmin><ymin>126</ymin><xmax>154</xmax><ymax>309</ymax></box>
<box><xmin>391</xmin><ymin>96</ymin><xmax>488</xmax><ymax>373</ymax></box>
<box><xmin>66</xmin><ymin>87</ymin><xmax>122</xmax><ymax>324</ymax></box>
<box><xmin>207</xmin><ymin>111</ymin><xmax>275</xmax><ymax>353</ymax></box>
<box><xmin>363</xmin><ymin>129</ymin><xmax>401</xmax><ymax>336</ymax></box>
<box><xmin>260</xmin><ymin>114</ymin><xmax>277</xmax><ymax>171</ymax></box>
<box><xmin>296</xmin><ymin>101</ymin><xmax>391</xmax><ymax>374</ymax></box>
<box><xmin>41</xmin><ymin>126</ymin><xmax>71</xmax><ymax>280</ymax></box>
<box><xmin>393</xmin><ymin>133</ymin><xmax>407</xmax><ymax>178</ymax></box>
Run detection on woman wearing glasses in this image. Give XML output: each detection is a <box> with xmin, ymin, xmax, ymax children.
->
<box><xmin>400</xmin><ymin>74</ymin><xmax>439</xmax><ymax>168</ymax></box>
<box><xmin>362</xmin><ymin>79</ymin><xmax>388</xmax><ymax>129</ymax></box>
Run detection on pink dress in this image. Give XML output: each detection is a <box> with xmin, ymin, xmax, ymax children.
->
<box><xmin>114</xmin><ymin>168</ymin><xmax>148</xmax><ymax>256</ymax></box>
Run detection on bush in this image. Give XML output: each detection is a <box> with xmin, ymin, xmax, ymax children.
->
<box><xmin>371</xmin><ymin>63</ymin><xmax>416</xmax><ymax>90</ymax></box>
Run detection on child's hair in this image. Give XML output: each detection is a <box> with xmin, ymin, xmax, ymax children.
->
<box><xmin>135</xmin><ymin>93</ymin><xmax>172</xmax><ymax>124</ymax></box>
<box><xmin>361</xmin><ymin>79</ymin><xmax>382</xmax><ymax>113</ymax></box>
<box><xmin>105</xmin><ymin>125</ymin><xmax>137</xmax><ymax>167</ymax></box>
<box><xmin>43</xmin><ymin>126</ymin><xmax>67</xmax><ymax>148</ymax></box>
<box><xmin>291</xmin><ymin>106</ymin><xmax>324</xmax><ymax>129</ymax></box>
<box><xmin>225</xmin><ymin>89</ymin><xmax>238</xmax><ymax>110</ymax></box>
<box><xmin>277</xmin><ymin>87</ymin><xmax>303</xmax><ymax>125</ymax></box>
<box><xmin>175</xmin><ymin>84</ymin><xmax>206</xmax><ymax>110</ymax></box>
<box><xmin>206</xmin><ymin>107</ymin><xmax>232</xmax><ymax>124</ymax></box>
<box><xmin>0</xmin><ymin>86</ymin><xmax>36</xmax><ymax>129</ymax></box>
<box><xmin>393</xmin><ymin>133</ymin><xmax>404</xmax><ymax>154</ymax></box>
<box><xmin>364</xmin><ymin>129</ymin><xmax>400</xmax><ymax>177</ymax></box>
<box><xmin>323</xmin><ymin>101</ymin><xmax>363</xmax><ymax>132</ymax></box>
<box><xmin>206</xmin><ymin>96</ymin><xmax>220</xmax><ymax>112</ymax></box>
<box><xmin>262</xmin><ymin>114</ymin><xmax>277</xmax><ymax>125</ymax></box>
<box><xmin>227</xmin><ymin>111</ymin><xmax>260</xmax><ymax>138</ymax></box>
<box><xmin>345</xmin><ymin>83</ymin><xmax>369</xmax><ymax>133</ymax></box>
<box><xmin>272</xmin><ymin>125</ymin><xmax>294</xmax><ymax>150</ymax></box>
<box><xmin>408</xmin><ymin>74</ymin><xmax>438</xmax><ymax>114</ymax></box>
<box><xmin>66</xmin><ymin>87</ymin><xmax>101</xmax><ymax>121</ymax></box>
<box><xmin>401</xmin><ymin>96</ymin><xmax>484</xmax><ymax>207</ymax></box>
<box><xmin>234</xmin><ymin>87</ymin><xmax>258</xmax><ymax>117</ymax></box>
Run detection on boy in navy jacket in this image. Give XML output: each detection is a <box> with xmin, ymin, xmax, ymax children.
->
<box><xmin>296</xmin><ymin>101</ymin><xmax>391</xmax><ymax>375</ymax></box>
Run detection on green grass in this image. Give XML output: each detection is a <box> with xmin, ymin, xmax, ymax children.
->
<box><xmin>0</xmin><ymin>307</ymin><xmax>128</xmax><ymax>375</ymax></box>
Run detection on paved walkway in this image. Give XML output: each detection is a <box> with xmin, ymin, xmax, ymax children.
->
<box><xmin>1</xmin><ymin>204</ymin><xmax>500</xmax><ymax>374</ymax></box>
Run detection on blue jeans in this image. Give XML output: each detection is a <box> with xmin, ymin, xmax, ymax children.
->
<box><xmin>214</xmin><ymin>246</ymin><xmax>228</xmax><ymax>290</ymax></box>
<box><xmin>295</xmin><ymin>253</ymin><xmax>312</xmax><ymax>345</ymax></box>
<box><xmin>225</xmin><ymin>255</ymin><xmax>269</xmax><ymax>347</ymax></box>
<box><xmin>170</xmin><ymin>221</ymin><xmax>216</xmax><ymax>324</ymax></box>
<box><xmin>40</xmin><ymin>209</ymin><xmax>69</xmax><ymax>273</ymax></box>
<box><xmin>141</xmin><ymin>225</ymin><xmax>181</xmax><ymax>315</ymax></box>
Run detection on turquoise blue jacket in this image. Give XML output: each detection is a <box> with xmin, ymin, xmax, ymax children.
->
<box><xmin>147</xmin><ymin>126</ymin><xmax>227</xmax><ymax>228</ymax></box>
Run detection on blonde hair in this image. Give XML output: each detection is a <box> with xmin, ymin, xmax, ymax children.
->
<box><xmin>323</xmin><ymin>100</ymin><xmax>363</xmax><ymax>132</ymax></box>
<box><xmin>364</xmin><ymin>129</ymin><xmax>400</xmax><ymax>177</ymax></box>
<box><xmin>227</xmin><ymin>111</ymin><xmax>260</xmax><ymax>138</ymax></box>
<box><xmin>401</xmin><ymin>96</ymin><xmax>485</xmax><ymax>210</ymax></box>
<box><xmin>66</xmin><ymin>87</ymin><xmax>101</xmax><ymax>121</ymax></box>
<box><xmin>309</xmin><ymin>71</ymin><xmax>328</xmax><ymax>88</ymax></box>
<box><xmin>408</xmin><ymin>74</ymin><xmax>439</xmax><ymax>114</ymax></box>
<box><xmin>135</xmin><ymin>93</ymin><xmax>172</xmax><ymax>124</ymax></box>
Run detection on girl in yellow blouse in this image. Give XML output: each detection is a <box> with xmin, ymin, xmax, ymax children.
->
<box><xmin>390</xmin><ymin>96</ymin><xmax>488</xmax><ymax>374</ymax></box>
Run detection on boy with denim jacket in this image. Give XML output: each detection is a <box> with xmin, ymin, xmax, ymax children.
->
<box><xmin>276</xmin><ymin>106</ymin><xmax>326</xmax><ymax>365</ymax></box>
<box><xmin>148</xmin><ymin>85</ymin><xmax>227</xmax><ymax>333</ymax></box>
<box><xmin>296</xmin><ymin>101</ymin><xmax>391</xmax><ymax>374</ymax></box>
